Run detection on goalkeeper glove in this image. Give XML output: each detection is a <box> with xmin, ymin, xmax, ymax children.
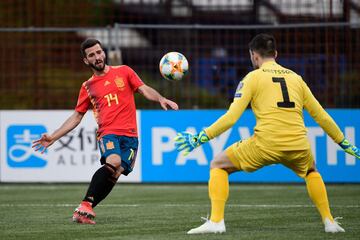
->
<box><xmin>174</xmin><ymin>130</ymin><xmax>210</xmax><ymax>156</ymax></box>
<box><xmin>339</xmin><ymin>138</ymin><xmax>360</xmax><ymax>159</ymax></box>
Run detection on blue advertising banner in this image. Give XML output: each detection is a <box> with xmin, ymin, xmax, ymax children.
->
<box><xmin>140</xmin><ymin>109</ymin><xmax>360</xmax><ymax>183</ymax></box>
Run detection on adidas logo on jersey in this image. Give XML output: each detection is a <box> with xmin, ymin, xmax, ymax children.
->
<box><xmin>104</xmin><ymin>80</ymin><xmax>111</xmax><ymax>86</ymax></box>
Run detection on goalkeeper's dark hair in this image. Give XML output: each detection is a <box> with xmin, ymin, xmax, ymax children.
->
<box><xmin>248</xmin><ymin>33</ymin><xmax>277</xmax><ymax>58</ymax></box>
<box><xmin>80</xmin><ymin>38</ymin><xmax>103</xmax><ymax>58</ymax></box>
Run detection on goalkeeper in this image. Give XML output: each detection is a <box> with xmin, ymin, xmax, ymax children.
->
<box><xmin>175</xmin><ymin>33</ymin><xmax>359</xmax><ymax>234</ymax></box>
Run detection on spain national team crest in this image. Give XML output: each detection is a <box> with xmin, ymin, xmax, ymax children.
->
<box><xmin>106</xmin><ymin>141</ymin><xmax>115</xmax><ymax>150</ymax></box>
<box><xmin>115</xmin><ymin>76</ymin><xmax>125</xmax><ymax>91</ymax></box>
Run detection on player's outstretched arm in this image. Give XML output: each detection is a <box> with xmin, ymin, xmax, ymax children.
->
<box><xmin>339</xmin><ymin>138</ymin><xmax>360</xmax><ymax>159</ymax></box>
<box><xmin>32</xmin><ymin>111</ymin><xmax>85</xmax><ymax>153</ymax></box>
<box><xmin>137</xmin><ymin>84</ymin><xmax>178</xmax><ymax>110</ymax></box>
<box><xmin>174</xmin><ymin>130</ymin><xmax>210</xmax><ymax>156</ymax></box>
<box><xmin>303</xmin><ymin>84</ymin><xmax>359</xmax><ymax>160</ymax></box>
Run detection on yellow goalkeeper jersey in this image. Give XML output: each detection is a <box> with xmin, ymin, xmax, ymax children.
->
<box><xmin>205</xmin><ymin>61</ymin><xmax>344</xmax><ymax>150</ymax></box>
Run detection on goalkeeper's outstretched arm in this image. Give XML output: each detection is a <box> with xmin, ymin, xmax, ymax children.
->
<box><xmin>302</xmin><ymin>81</ymin><xmax>360</xmax><ymax>159</ymax></box>
<box><xmin>174</xmin><ymin>74</ymin><xmax>253</xmax><ymax>156</ymax></box>
<box><xmin>205</xmin><ymin>73</ymin><xmax>254</xmax><ymax>139</ymax></box>
<box><xmin>204</xmin><ymin>97</ymin><xmax>249</xmax><ymax>139</ymax></box>
<box><xmin>174</xmin><ymin>91</ymin><xmax>251</xmax><ymax>156</ymax></box>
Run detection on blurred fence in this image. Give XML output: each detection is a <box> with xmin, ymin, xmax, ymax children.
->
<box><xmin>0</xmin><ymin>0</ymin><xmax>359</xmax><ymax>109</ymax></box>
<box><xmin>0</xmin><ymin>23</ymin><xmax>359</xmax><ymax>109</ymax></box>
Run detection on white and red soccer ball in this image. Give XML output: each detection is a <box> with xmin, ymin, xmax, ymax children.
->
<box><xmin>159</xmin><ymin>52</ymin><xmax>189</xmax><ymax>81</ymax></box>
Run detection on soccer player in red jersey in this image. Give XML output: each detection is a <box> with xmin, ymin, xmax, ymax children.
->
<box><xmin>32</xmin><ymin>38</ymin><xmax>178</xmax><ymax>224</ymax></box>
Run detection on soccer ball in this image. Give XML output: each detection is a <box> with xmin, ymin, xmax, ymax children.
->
<box><xmin>159</xmin><ymin>52</ymin><xmax>188</xmax><ymax>81</ymax></box>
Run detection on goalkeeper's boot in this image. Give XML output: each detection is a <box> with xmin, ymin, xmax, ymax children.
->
<box><xmin>324</xmin><ymin>217</ymin><xmax>345</xmax><ymax>233</ymax></box>
<box><xmin>73</xmin><ymin>201</ymin><xmax>96</xmax><ymax>219</ymax></box>
<box><xmin>72</xmin><ymin>211</ymin><xmax>96</xmax><ymax>225</ymax></box>
<box><xmin>187</xmin><ymin>218</ymin><xmax>226</xmax><ymax>234</ymax></box>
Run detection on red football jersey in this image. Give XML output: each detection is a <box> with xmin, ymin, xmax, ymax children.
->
<box><xmin>75</xmin><ymin>65</ymin><xmax>144</xmax><ymax>138</ymax></box>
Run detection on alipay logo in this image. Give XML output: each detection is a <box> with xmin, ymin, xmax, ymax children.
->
<box><xmin>7</xmin><ymin>125</ymin><xmax>48</xmax><ymax>168</ymax></box>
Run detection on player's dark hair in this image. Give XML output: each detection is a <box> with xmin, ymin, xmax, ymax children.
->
<box><xmin>248</xmin><ymin>33</ymin><xmax>276</xmax><ymax>58</ymax></box>
<box><xmin>80</xmin><ymin>38</ymin><xmax>103</xmax><ymax>58</ymax></box>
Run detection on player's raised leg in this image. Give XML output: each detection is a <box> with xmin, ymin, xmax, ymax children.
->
<box><xmin>73</xmin><ymin>153</ymin><xmax>122</xmax><ymax>224</ymax></box>
<box><xmin>187</xmin><ymin>150</ymin><xmax>238</xmax><ymax>234</ymax></box>
<box><xmin>305</xmin><ymin>166</ymin><xmax>345</xmax><ymax>233</ymax></box>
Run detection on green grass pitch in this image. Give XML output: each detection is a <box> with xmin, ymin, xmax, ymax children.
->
<box><xmin>0</xmin><ymin>184</ymin><xmax>359</xmax><ymax>240</ymax></box>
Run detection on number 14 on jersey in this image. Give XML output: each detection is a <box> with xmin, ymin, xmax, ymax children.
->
<box><xmin>104</xmin><ymin>93</ymin><xmax>119</xmax><ymax>107</ymax></box>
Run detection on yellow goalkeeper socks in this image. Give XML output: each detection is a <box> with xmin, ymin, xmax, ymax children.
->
<box><xmin>209</xmin><ymin>168</ymin><xmax>229</xmax><ymax>223</ymax></box>
<box><xmin>305</xmin><ymin>171</ymin><xmax>333</xmax><ymax>222</ymax></box>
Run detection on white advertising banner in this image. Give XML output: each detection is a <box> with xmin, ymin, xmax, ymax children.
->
<box><xmin>0</xmin><ymin>110</ymin><xmax>141</xmax><ymax>182</ymax></box>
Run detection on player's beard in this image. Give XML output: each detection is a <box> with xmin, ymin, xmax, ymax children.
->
<box><xmin>89</xmin><ymin>60</ymin><xmax>105</xmax><ymax>72</ymax></box>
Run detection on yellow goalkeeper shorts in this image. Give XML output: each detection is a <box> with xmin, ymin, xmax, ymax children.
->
<box><xmin>226</xmin><ymin>136</ymin><xmax>314</xmax><ymax>178</ymax></box>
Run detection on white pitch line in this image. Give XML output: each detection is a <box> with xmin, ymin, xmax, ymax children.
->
<box><xmin>0</xmin><ymin>185</ymin><xmax>315</xmax><ymax>190</ymax></box>
<box><xmin>164</xmin><ymin>204</ymin><xmax>360</xmax><ymax>208</ymax></box>
<box><xmin>0</xmin><ymin>203</ymin><xmax>358</xmax><ymax>208</ymax></box>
